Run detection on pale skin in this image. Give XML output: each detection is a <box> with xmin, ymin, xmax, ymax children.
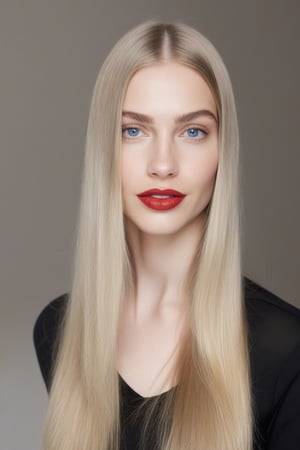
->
<box><xmin>117</xmin><ymin>61</ymin><xmax>219</xmax><ymax>397</ymax></box>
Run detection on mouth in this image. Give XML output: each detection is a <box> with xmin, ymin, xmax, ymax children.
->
<box><xmin>137</xmin><ymin>188</ymin><xmax>185</xmax><ymax>198</ymax></box>
<box><xmin>136</xmin><ymin>189</ymin><xmax>186</xmax><ymax>211</ymax></box>
<box><xmin>148</xmin><ymin>194</ymin><xmax>176</xmax><ymax>198</ymax></box>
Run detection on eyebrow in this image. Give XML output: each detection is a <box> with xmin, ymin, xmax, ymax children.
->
<box><xmin>122</xmin><ymin>109</ymin><xmax>219</xmax><ymax>125</ymax></box>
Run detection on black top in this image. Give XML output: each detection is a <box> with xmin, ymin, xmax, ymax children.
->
<box><xmin>33</xmin><ymin>277</ymin><xmax>300</xmax><ymax>449</ymax></box>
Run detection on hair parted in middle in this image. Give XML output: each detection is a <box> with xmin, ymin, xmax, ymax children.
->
<box><xmin>42</xmin><ymin>19</ymin><xmax>254</xmax><ymax>450</ymax></box>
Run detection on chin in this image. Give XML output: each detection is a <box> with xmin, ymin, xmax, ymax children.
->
<box><xmin>126</xmin><ymin>217</ymin><xmax>190</xmax><ymax>236</ymax></box>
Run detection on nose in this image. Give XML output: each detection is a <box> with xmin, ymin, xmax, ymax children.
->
<box><xmin>147</xmin><ymin>135</ymin><xmax>179</xmax><ymax>179</ymax></box>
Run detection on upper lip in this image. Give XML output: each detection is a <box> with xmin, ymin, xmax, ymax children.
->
<box><xmin>137</xmin><ymin>188</ymin><xmax>185</xmax><ymax>197</ymax></box>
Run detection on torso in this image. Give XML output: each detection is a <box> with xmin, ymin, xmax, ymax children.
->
<box><xmin>34</xmin><ymin>279</ymin><xmax>300</xmax><ymax>450</ymax></box>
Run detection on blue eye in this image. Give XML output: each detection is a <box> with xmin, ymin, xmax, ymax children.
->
<box><xmin>184</xmin><ymin>128</ymin><xmax>206</xmax><ymax>139</ymax></box>
<box><xmin>122</xmin><ymin>127</ymin><xmax>142</xmax><ymax>138</ymax></box>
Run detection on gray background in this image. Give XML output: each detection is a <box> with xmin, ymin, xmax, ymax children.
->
<box><xmin>1</xmin><ymin>1</ymin><xmax>299</xmax><ymax>449</ymax></box>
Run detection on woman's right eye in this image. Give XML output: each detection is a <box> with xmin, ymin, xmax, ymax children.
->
<box><xmin>122</xmin><ymin>126</ymin><xmax>144</xmax><ymax>138</ymax></box>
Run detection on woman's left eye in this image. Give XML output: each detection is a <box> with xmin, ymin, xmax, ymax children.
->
<box><xmin>183</xmin><ymin>128</ymin><xmax>207</xmax><ymax>139</ymax></box>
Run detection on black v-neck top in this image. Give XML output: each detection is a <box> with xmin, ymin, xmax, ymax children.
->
<box><xmin>33</xmin><ymin>277</ymin><xmax>300</xmax><ymax>449</ymax></box>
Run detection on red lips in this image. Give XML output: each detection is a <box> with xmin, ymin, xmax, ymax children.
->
<box><xmin>137</xmin><ymin>188</ymin><xmax>186</xmax><ymax>211</ymax></box>
<box><xmin>138</xmin><ymin>188</ymin><xmax>185</xmax><ymax>197</ymax></box>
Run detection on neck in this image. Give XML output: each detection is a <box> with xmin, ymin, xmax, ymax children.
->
<box><xmin>124</xmin><ymin>215</ymin><xmax>205</xmax><ymax>322</ymax></box>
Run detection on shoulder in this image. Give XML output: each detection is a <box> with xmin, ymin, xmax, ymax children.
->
<box><xmin>243</xmin><ymin>276</ymin><xmax>300</xmax><ymax>448</ymax></box>
<box><xmin>243</xmin><ymin>275</ymin><xmax>300</xmax><ymax>320</ymax></box>
<box><xmin>243</xmin><ymin>276</ymin><xmax>300</xmax><ymax>358</ymax></box>
<box><xmin>33</xmin><ymin>293</ymin><xmax>69</xmax><ymax>391</ymax></box>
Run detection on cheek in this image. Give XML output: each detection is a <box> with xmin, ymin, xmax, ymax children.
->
<box><xmin>188</xmin><ymin>152</ymin><xmax>219</xmax><ymax>189</ymax></box>
<box><xmin>121</xmin><ymin>153</ymin><xmax>141</xmax><ymax>192</ymax></box>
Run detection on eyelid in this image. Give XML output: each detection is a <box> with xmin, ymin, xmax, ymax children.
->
<box><xmin>179</xmin><ymin>124</ymin><xmax>208</xmax><ymax>134</ymax></box>
<box><xmin>121</xmin><ymin>124</ymin><xmax>148</xmax><ymax>137</ymax></box>
<box><xmin>121</xmin><ymin>122</ymin><xmax>208</xmax><ymax>129</ymax></box>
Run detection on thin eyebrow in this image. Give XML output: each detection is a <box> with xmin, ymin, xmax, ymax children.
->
<box><xmin>122</xmin><ymin>109</ymin><xmax>219</xmax><ymax>125</ymax></box>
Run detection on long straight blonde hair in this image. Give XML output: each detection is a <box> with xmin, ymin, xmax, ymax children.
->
<box><xmin>42</xmin><ymin>20</ymin><xmax>254</xmax><ymax>450</ymax></box>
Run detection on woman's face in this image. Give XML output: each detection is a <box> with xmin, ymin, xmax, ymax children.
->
<box><xmin>121</xmin><ymin>61</ymin><xmax>219</xmax><ymax>236</ymax></box>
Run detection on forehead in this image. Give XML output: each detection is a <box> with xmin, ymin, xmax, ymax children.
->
<box><xmin>123</xmin><ymin>62</ymin><xmax>217</xmax><ymax>116</ymax></box>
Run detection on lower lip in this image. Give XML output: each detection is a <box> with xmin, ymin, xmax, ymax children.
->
<box><xmin>137</xmin><ymin>196</ymin><xmax>185</xmax><ymax>211</ymax></box>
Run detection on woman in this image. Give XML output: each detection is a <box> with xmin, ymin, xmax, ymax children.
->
<box><xmin>33</xmin><ymin>20</ymin><xmax>300</xmax><ymax>450</ymax></box>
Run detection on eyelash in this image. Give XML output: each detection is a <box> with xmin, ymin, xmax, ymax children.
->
<box><xmin>121</xmin><ymin>125</ymin><xmax>208</xmax><ymax>140</ymax></box>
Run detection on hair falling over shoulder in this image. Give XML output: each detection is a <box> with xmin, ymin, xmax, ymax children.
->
<box><xmin>42</xmin><ymin>19</ymin><xmax>254</xmax><ymax>450</ymax></box>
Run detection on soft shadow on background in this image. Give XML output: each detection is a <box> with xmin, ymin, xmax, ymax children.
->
<box><xmin>0</xmin><ymin>1</ymin><xmax>299</xmax><ymax>449</ymax></box>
